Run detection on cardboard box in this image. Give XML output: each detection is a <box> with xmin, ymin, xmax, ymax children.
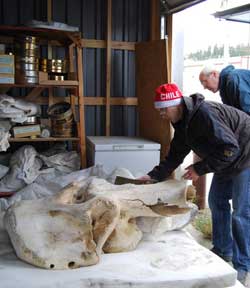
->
<box><xmin>0</xmin><ymin>55</ymin><xmax>14</xmax><ymax>83</ymax></box>
<box><xmin>0</xmin><ymin>54</ymin><xmax>14</xmax><ymax>65</ymax></box>
<box><xmin>12</xmin><ymin>125</ymin><xmax>41</xmax><ymax>138</ymax></box>
<box><xmin>38</xmin><ymin>71</ymin><xmax>48</xmax><ymax>83</ymax></box>
<box><xmin>0</xmin><ymin>65</ymin><xmax>14</xmax><ymax>74</ymax></box>
<box><xmin>0</xmin><ymin>76</ymin><xmax>14</xmax><ymax>83</ymax></box>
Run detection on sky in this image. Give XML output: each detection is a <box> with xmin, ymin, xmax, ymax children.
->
<box><xmin>174</xmin><ymin>0</ymin><xmax>250</xmax><ymax>55</ymax></box>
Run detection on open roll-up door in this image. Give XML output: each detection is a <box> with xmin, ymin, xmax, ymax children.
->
<box><xmin>161</xmin><ymin>0</ymin><xmax>207</xmax><ymax>14</ymax></box>
<box><xmin>213</xmin><ymin>4</ymin><xmax>250</xmax><ymax>24</ymax></box>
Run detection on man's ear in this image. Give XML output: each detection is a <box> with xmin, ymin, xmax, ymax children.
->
<box><xmin>211</xmin><ymin>71</ymin><xmax>216</xmax><ymax>77</ymax></box>
<box><xmin>213</xmin><ymin>71</ymin><xmax>219</xmax><ymax>78</ymax></box>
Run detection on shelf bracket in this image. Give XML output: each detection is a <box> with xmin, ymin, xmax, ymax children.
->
<box><xmin>64</xmin><ymin>32</ymin><xmax>83</xmax><ymax>48</ymax></box>
<box><xmin>25</xmin><ymin>87</ymin><xmax>45</xmax><ymax>101</ymax></box>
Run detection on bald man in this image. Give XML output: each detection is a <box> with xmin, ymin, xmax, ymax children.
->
<box><xmin>199</xmin><ymin>65</ymin><xmax>250</xmax><ymax>115</ymax></box>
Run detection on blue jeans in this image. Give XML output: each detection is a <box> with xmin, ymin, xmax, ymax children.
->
<box><xmin>208</xmin><ymin>168</ymin><xmax>250</xmax><ymax>272</ymax></box>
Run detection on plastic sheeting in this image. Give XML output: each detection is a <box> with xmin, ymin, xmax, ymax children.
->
<box><xmin>0</xmin><ymin>94</ymin><xmax>40</xmax><ymax>123</ymax></box>
<box><xmin>0</xmin><ymin>119</ymin><xmax>11</xmax><ymax>152</ymax></box>
<box><xmin>0</xmin><ymin>145</ymin><xmax>80</xmax><ymax>193</ymax></box>
<box><xmin>0</xmin><ymin>165</ymin><xmax>134</xmax><ymax>211</ymax></box>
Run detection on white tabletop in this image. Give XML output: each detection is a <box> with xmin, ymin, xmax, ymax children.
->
<box><xmin>0</xmin><ymin>214</ymin><xmax>238</xmax><ymax>288</ymax></box>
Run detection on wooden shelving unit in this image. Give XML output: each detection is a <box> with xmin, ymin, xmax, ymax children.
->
<box><xmin>0</xmin><ymin>25</ymin><xmax>86</xmax><ymax>167</ymax></box>
<box><xmin>0</xmin><ymin>82</ymin><xmax>79</xmax><ymax>88</ymax></box>
<box><xmin>9</xmin><ymin>137</ymin><xmax>80</xmax><ymax>142</ymax></box>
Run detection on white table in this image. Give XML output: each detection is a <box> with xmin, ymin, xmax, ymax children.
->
<box><xmin>0</xmin><ymin>214</ymin><xmax>241</xmax><ymax>288</ymax></box>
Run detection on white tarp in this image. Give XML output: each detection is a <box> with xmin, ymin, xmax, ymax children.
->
<box><xmin>0</xmin><ymin>119</ymin><xmax>11</xmax><ymax>152</ymax></box>
<box><xmin>0</xmin><ymin>94</ymin><xmax>40</xmax><ymax>123</ymax></box>
<box><xmin>0</xmin><ymin>165</ymin><xmax>133</xmax><ymax>211</ymax></box>
<box><xmin>0</xmin><ymin>145</ymin><xmax>81</xmax><ymax>194</ymax></box>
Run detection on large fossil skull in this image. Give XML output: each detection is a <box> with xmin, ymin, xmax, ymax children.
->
<box><xmin>4</xmin><ymin>178</ymin><xmax>197</xmax><ymax>270</ymax></box>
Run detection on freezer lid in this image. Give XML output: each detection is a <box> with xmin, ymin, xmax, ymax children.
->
<box><xmin>87</xmin><ymin>136</ymin><xmax>161</xmax><ymax>151</ymax></box>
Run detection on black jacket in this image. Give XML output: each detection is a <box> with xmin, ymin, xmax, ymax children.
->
<box><xmin>148</xmin><ymin>94</ymin><xmax>250</xmax><ymax>181</ymax></box>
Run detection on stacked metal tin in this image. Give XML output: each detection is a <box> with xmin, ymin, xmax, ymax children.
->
<box><xmin>40</xmin><ymin>58</ymin><xmax>68</xmax><ymax>80</ymax></box>
<box><xmin>47</xmin><ymin>102</ymin><xmax>75</xmax><ymax>137</ymax></box>
<box><xmin>15</xmin><ymin>35</ymin><xmax>39</xmax><ymax>84</ymax></box>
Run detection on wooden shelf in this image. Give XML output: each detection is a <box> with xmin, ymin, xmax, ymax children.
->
<box><xmin>39</xmin><ymin>80</ymin><xmax>79</xmax><ymax>86</ymax></box>
<box><xmin>0</xmin><ymin>24</ymin><xmax>86</xmax><ymax>167</ymax></box>
<box><xmin>9</xmin><ymin>137</ymin><xmax>80</xmax><ymax>142</ymax></box>
<box><xmin>0</xmin><ymin>25</ymin><xmax>81</xmax><ymax>43</ymax></box>
<box><xmin>0</xmin><ymin>81</ymin><xmax>78</xmax><ymax>88</ymax></box>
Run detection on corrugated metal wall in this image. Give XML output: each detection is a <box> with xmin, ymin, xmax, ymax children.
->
<box><xmin>0</xmin><ymin>0</ymin><xmax>151</xmax><ymax>136</ymax></box>
<box><xmin>0</xmin><ymin>0</ymin><xmax>46</xmax><ymax>24</ymax></box>
<box><xmin>52</xmin><ymin>0</ymin><xmax>151</xmax><ymax>136</ymax></box>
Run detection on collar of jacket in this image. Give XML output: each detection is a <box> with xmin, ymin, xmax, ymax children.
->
<box><xmin>182</xmin><ymin>93</ymin><xmax>205</xmax><ymax>123</ymax></box>
<box><xmin>219</xmin><ymin>65</ymin><xmax>235</xmax><ymax>92</ymax></box>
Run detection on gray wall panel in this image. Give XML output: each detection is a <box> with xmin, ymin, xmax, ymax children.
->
<box><xmin>52</xmin><ymin>0</ymin><xmax>106</xmax><ymax>39</ymax></box>
<box><xmin>82</xmin><ymin>0</ymin><xmax>106</xmax><ymax>39</ymax></box>
<box><xmin>111</xmin><ymin>50</ymin><xmax>135</xmax><ymax>97</ymax></box>
<box><xmin>83</xmin><ymin>48</ymin><xmax>106</xmax><ymax>97</ymax></box>
<box><xmin>0</xmin><ymin>1</ymin><xmax>2</xmax><ymax>24</ymax></box>
<box><xmin>85</xmin><ymin>106</ymin><xmax>106</xmax><ymax>136</ymax></box>
<box><xmin>2</xmin><ymin>0</ymin><xmax>19</xmax><ymax>24</ymax></box>
<box><xmin>52</xmin><ymin>0</ymin><xmax>66</xmax><ymax>23</ymax></box>
<box><xmin>1</xmin><ymin>0</ymin><xmax>151</xmax><ymax>138</ymax></box>
<box><xmin>34</xmin><ymin>0</ymin><xmax>47</xmax><ymax>21</ymax></box>
<box><xmin>112</xmin><ymin>0</ymin><xmax>150</xmax><ymax>41</ymax></box>
<box><xmin>66</xmin><ymin>0</ymin><xmax>82</xmax><ymax>28</ymax></box>
<box><xmin>0</xmin><ymin>0</ymin><xmax>46</xmax><ymax>25</ymax></box>
<box><xmin>111</xmin><ymin>106</ymin><xmax>138</xmax><ymax>136</ymax></box>
<box><xmin>19</xmin><ymin>0</ymin><xmax>35</xmax><ymax>24</ymax></box>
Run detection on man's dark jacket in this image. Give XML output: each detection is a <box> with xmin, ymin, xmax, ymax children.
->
<box><xmin>148</xmin><ymin>94</ymin><xmax>250</xmax><ymax>181</ymax></box>
<box><xmin>219</xmin><ymin>65</ymin><xmax>250</xmax><ymax>114</ymax></box>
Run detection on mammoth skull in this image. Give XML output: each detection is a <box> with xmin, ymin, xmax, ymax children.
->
<box><xmin>4</xmin><ymin>178</ymin><xmax>197</xmax><ymax>269</ymax></box>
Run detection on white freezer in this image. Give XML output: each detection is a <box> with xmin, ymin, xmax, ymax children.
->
<box><xmin>86</xmin><ymin>136</ymin><xmax>161</xmax><ymax>175</ymax></box>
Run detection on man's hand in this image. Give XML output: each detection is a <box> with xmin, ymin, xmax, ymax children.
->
<box><xmin>138</xmin><ymin>175</ymin><xmax>152</xmax><ymax>181</ymax></box>
<box><xmin>137</xmin><ymin>175</ymin><xmax>156</xmax><ymax>184</ymax></box>
<box><xmin>182</xmin><ymin>165</ymin><xmax>199</xmax><ymax>182</ymax></box>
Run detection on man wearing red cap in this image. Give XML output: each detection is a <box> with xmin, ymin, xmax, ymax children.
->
<box><xmin>140</xmin><ymin>83</ymin><xmax>250</xmax><ymax>287</ymax></box>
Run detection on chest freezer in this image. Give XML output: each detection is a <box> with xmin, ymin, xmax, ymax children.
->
<box><xmin>86</xmin><ymin>136</ymin><xmax>161</xmax><ymax>175</ymax></box>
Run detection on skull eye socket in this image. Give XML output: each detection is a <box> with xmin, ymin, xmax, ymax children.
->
<box><xmin>68</xmin><ymin>261</ymin><xmax>75</xmax><ymax>268</ymax></box>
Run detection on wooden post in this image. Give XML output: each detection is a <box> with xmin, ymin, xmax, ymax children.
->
<box><xmin>69</xmin><ymin>44</ymin><xmax>76</xmax><ymax>120</ymax></box>
<box><xmin>193</xmin><ymin>153</ymin><xmax>206</xmax><ymax>209</ymax></box>
<box><xmin>166</xmin><ymin>14</ymin><xmax>172</xmax><ymax>82</ymax></box>
<box><xmin>150</xmin><ymin>0</ymin><xmax>160</xmax><ymax>40</ymax></box>
<box><xmin>105</xmin><ymin>0</ymin><xmax>112</xmax><ymax>136</ymax></box>
<box><xmin>77</xmin><ymin>46</ymin><xmax>86</xmax><ymax>167</ymax></box>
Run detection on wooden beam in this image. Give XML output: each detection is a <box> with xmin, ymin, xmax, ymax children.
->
<box><xmin>84</xmin><ymin>97</ymin><xmax>105</xmax><ymax>105</ymax></box>
<box><xmin>150</xmin><ymin>0</ymin><xmax>160</xmax><ymax>40</ymax></box>
<box><xmin>0</xmin><ymin>36</ymin><xmax>136</xmax><ymax>51</ymax></box>
<box><xmin>69</xmin><ymin>44</ymin><xmax>74</xmax><ymax>73</ymax></box>
<box><xmin>85</xmin><ymin>97</ymin><xmax>138</xmax><ymax>106</ymax></box>
<box><xmin>47</xmin><ymin>0</ymin><xmax>52</xmax><ymax>22</ymax></box>
<box><xmin>25</xmin><ymin>87</ymin><xmax>45</xmax><ymax>101</ymax></box>
<box><xmin>105</xmin><ymin>0</ymin><xmax>112</xmax><ymax>136</ymax></box>
<box><xmin>81</xmin><ymin>40</ymin><xmax>136</xmax><ymax>50</ymax></box>
<box><xmin>166</xmin><ymin>14</ymin><xmax>173</xmax><ymax>82</ymax></box>
<box><xmin>65</xmin><ymin>32</ymin><xmax>82</xmax><ymax>48</ymax></box>
<box><xmin>81</xmin><ymin>39</ymin><xmax>106</xmax><ymax>48</ymax></box>
<box><xmin>77</xmin><ymin>46</ymin><xmax>86</xmax><ymax>167</ymax></box>
<box><xmin>17</xmin><ymin>96</ymin><xmax>138</xmax><ymax>106</ymax></box>
<box><xmin>110</xmin><ymin>97</ymin><xmax>138</xmax><ymax>106</ymax></box>
<box><xmin>111</xmin><ymin>41</ymin><xmax>135</xmax><ymax>51</ymax></box>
